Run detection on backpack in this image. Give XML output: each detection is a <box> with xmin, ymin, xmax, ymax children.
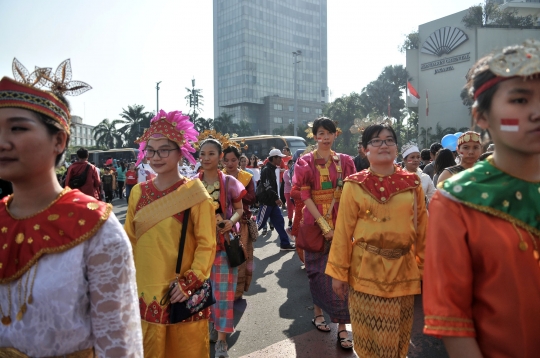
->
<box><xmin>69</xmin><ymin>164</ymin><xmax>90</xmax><ymax>189</ymax></box>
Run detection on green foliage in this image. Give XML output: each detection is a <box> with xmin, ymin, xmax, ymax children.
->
<box><xmin>418</xmin><ymin>123</ymin><xmax>470</xmax><ymax>149</ymax></box>
<box><xmin>398</xmin><ymin>31</ymin><xmax>420</xmax><ymax>53</ymax></box>
<box><xmin>462</xmin><ymin>1</ymin><xmax>537</xmax><ymax>29</ymax></box>
<box><xmin>272</xmin><ymin>123</ymin><xmax>311</xmax><ymax>143</ymax></box>
<box><xmin>116</xmin><ymin>105</ymin><xmax>152</xmax><ymax>148</ymax></box>
<box><xmin>92</xmin><ymin>119</ymin><xmax>124</xmax><ymax>149</ymax></box>
<box><xmin>185</xmin><ymin>87</ymin><xmax>205</xmax><ymax>115</ymax></box>
<box><xmin>212</xmin><ymin>112</ymin><xmax>254</xmax><ymax>136</ymax></box>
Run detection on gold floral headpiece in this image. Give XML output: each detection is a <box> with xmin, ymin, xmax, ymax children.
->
<box><xmin>195</xmin><ymin>129</ymin><xmax>248</xmax><ymax>151</ymax></box>
<box><xmin>305</xmin><ymin>119</ymin><xmax>342</xmax><ymax>138</ymax></box>
<box><xmin>458</xmin><ymin>131</ymin><xmax>481</xmax><ymax>148</ymax></box>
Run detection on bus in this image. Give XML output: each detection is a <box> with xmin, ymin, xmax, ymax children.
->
<box><xmin>229</xmin><ymin>135</ymin><xmax>307</xmax><ymax>158</ymax></box>
<box><xmin>70</xmin><ymin>148</ymin><xmax>139</xmax><ymax>166</ymax></box>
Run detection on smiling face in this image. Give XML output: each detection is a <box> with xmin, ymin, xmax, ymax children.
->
<box><xmin>0</xmin><ymin>107</ymin><xmax>66</xmax><ymax>183</ymax></box>
<box><xmin>404</xmin><ymin>152</ymin><xmax>421</xmax><ymax>172</ymax></box>
<box><xmin>223</xmin><ymin>152</ymin><xmax>239</xmax><ymax>172</ymax></box>
<box><xmin>365</xmin><ymin>129</ymin><xmax>398</xmax><ymax>166</ymax></box>
<box><xmin>145</xmin><ymin>138</ymin><xmax>181</xmax><ymax>175</ymax></box>
<box><xmin>315</xmin><ymin>127</ymin><xmax>336</xmax><ymax>150</ymax></box>
<box><xmin>476</xmin><ymin>77</ymin><xmax>540</xmax><ymax>156</ymax></box>
<box><xmin>199</xmin><ymin>141</ymin><xmax>222</xmax><ymax>171</ymax></box>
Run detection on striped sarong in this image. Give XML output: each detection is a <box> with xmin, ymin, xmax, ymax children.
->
<box><xmin>304</xmin><ymin>240</ymin><xmax>350</xmax><ymax>323</ymax></box>
<box><xmin>210</xmin><ymin>251</ymin><xmax>238</xmax><ymax>333</ymax></box>
<box><xmin>349</xmin><ymin>289</ymin><xmax>414</xmax><ymax>358</ymax></box>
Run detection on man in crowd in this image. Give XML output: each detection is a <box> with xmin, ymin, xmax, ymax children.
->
<box><xmin>353</xmin><ymin>140</ymin><xmax>370</xmax><ymax>172</ymax></box>
<box><xmin>419</xmin><ymin>149</ymin><xmax>431</xmax><ymax>170</ymax></box>
<box><xmin>422</xmin><ymin>142</ymin><xmax>443</xmax><ymax>179</ymax></box>
<box><xmin>65</xmin><ymin>147</ymin><xmax>101</xmax><ymax>199</ymax></box>
<box><xmin>257</xmin><ymin>149</ymin><xmax>296</xmax><ymax>251</ymax></box>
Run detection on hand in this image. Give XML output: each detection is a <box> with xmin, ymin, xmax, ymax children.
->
<box><xmin>219</xmin><ymin>220</ymin><xmax>233</xmax><ymax>233</ymax></box>
<box><xmin>332</xmin><ymin>278</ymin><xmax>348</xmax><ymax>300</ymax></box>
<box><xmin>275</xmin><ymin>199</ymin><xmax>283</xmax><ymax>206</ymax></box>
<box><xmin>169</xmin><ymin>280</ymin><xmax>188</xmax><ymax>303</ymax></box>
<box><xmin>323</xmin><ymin>229</ymin><xmax>334</xmax><ymax>240</ymax></box>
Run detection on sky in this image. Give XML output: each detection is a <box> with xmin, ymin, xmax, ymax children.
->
<box><xmin>0</xmin><ymin>0</ymin><xmax>478</xmax><ymax>126</ymax></box>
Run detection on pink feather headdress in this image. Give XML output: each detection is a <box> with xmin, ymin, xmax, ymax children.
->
<box><xmin>135</xmin><ymin>109</ymin><xmax>198</xmax><ymax>166</ymax></box>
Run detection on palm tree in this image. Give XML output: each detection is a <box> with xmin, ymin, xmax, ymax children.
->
<box><xmin>213</xmin><ymin>112</ymin><xmax>237</xmax><ymax>134</ymax></box>
<box><xmin>236</xmin><ymin>120</ymin><xmax>254</xmax><ymax>136</ymax></box>
<box><xmin>93</xmin><ymin>119</ymin><xmax>124</xmax><ymax>149</ymax></box>
<box><xmin>324</xmin><ymin>92</ymin><xmax>366</xmax><ymax>154</ymax></box>
<box><xmin>117</xmin><ymin>105</ymin><xmax>152</xmax><ymax>148</ymax></box>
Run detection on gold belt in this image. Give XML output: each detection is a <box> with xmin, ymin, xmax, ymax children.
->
<box><xmin>357</xmin><ymin>242</ymin><xmax>410</xmax><ymax>260</ymax></box>
<box><xmin>311</xmin><ymin>188</ymin><xmax>340</xmax><ymax>204</ymax></box>
<box><xmin>0</xmin><ymin>347</ymin><xmax>94</xmax><ymax>358</ymax></box>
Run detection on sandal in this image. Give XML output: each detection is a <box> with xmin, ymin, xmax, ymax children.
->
<box><xmin>337</xmin><ymin>330</ymin><xmax>353</xmax><ymax>350</ymax></box>
<box><xmin>311</xmin><ymin>315</ymin><xmax>331</xmax><ymax>332</ymax></box>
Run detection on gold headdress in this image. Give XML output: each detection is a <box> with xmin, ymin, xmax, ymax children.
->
<box><xmin>457</xmin><ymin>131</ymin><xmax>481</xmax><ymax>148</ymax></box>
<box><xmin>195</xmin><ymin>129</ymin><xmax>248</xmax><ymax>151</ymax></box>
<box><xmin>305</xmin><ymin>118</ymin><xmax>342</xmax><ymax>138</ymax></box>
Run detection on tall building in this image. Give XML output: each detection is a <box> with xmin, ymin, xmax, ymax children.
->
<box><xmin>213</xmin><ymin>0</ymin><xmax>328</xmax><ymax>134</ymax></box>
<box><xmin>71</xmin><ymin>115</ymin><xmax>97</xmax><ymax>147</ymax></box>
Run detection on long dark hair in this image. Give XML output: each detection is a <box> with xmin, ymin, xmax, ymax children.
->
<box><xmin>434</xmin><ymin>149</ymin><xmax>456</xmax><ymax>175</ymax></box>
<box><xmin>36</xmin><ymin>92</ymin><xmax>71</xmax><ymax>167</ymax></box>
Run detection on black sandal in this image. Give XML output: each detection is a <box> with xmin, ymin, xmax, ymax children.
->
<box><xmin>337</xmin><ymin>330</ymin><xmax>353</xmax><ymax>350</ymax></box>
<box><xmin>311</xmin><ymin>315</ymin><xmax>331</xmax><ymax>332</ymax></box>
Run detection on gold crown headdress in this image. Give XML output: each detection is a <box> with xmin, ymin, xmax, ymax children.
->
<box><xmin>305</xmin><ymin>119</ymin><xmax>342</xmax><ymax>138</ymax></box>
<box><xmin>195</xmin><ymin>129</ymin><xmax>248</xmax><ymax>151</ymax></box>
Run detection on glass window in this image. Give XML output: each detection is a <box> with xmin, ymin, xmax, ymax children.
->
<box><xmin>273</xmin><ymin>104</ymin><xmax>283</xmax><ymax>110</ymax></box>
<box><xmin>273</xmin><ymin>117</ymin><xmax>283</xmax><ymax>123</ymax></box>
<box><xmin>302</xmin><ymin>107</ymin><xmax>310</xmax><ymax>113</ymax></box>
<box><xmin>288</xmin><ymin>105</ymin><xmax>294</xmax><ymax>111</ymax></box>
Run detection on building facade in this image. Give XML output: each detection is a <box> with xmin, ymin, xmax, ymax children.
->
<box><xmin>71</xmin><ymin>115</ymin><xmax>96</xmax><ymax>147</ymax></box>
<box><xmin>213</xmin><ymin>0</ymin><xmax>328</xmax><ymax>134</ymax></box>
<box><xmin>406</xmin><ymin>4</ymin><xmax>539</xmax><ymax>145</ymax></box>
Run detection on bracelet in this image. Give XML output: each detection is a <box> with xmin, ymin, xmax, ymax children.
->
<box><xmin>316</xmin><ymin>217</ymin><xmax>332</xmax><ymax>235</ymax></box>
<box><xmin>230</xmin><ymin>212</ymin><xmax>241</xmax><ymax>225</ymax></box>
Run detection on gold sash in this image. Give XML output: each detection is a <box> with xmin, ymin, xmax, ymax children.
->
<box><xmin>133</xmin><ymin>178</ymin><xmax>211</xmax><ymax>238</ymax></box>
<box><xmin>0</xmin><ymin>347</ymin><xmax>94</xmax><ymax>358</ymax></box>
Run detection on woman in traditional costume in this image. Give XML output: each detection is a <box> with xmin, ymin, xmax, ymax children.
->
<box><xmin>401</xmin><ymin>144</ymin><xmax>436</xmax><ymax>203</ymax></box>
<box><xmin>293</xmin><ymin>117</ymin><xmax>355</xmax><ymax>349</ymax></box>
<box><xmin>222</xmin><ymin>145</ymin><xmax>256</xmax><ymax>300</ymax></box>
<box><xmin>436</xmin><ymin>131</ymin><xmax>482</xmax><ymax>184</ymax></box>
<box><xmin>423</xmin><ymin>39</ymin><xmax>540</xmax><ymax>357</ymax></box>
<box><xmin>327</xmin><ymin>123</ymin><xmax>427</xmax><ymax>358</ymax></box>
<box><xmin>0</xmin><ymin>59</ymin><xmax>143</xmax><ymax>356</ymax></box>
<box><xmin>124</xmin><ymin>109</ymin><xmax>216</xmax><ymax>358</ymax></box>
<box><xmin>197</xmin><ymin>133</ymin><xmax>246</xmax><ymax>358</ymax></box>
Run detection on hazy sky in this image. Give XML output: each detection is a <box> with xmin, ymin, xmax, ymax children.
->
<box><xmin>1</xmin><ymin>0</ymin><xmax>478</xmax><ymax>126</ymax></box>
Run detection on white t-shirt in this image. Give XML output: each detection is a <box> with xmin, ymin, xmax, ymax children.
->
<box><xmin>137</xmin><ymin>163</ymin><xmax>156</xmax><ymax>183</ymax></box>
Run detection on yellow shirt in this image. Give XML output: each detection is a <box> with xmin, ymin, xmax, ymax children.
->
<box><xmin>326</xmin><ymin>169</ymin><xmax>427</xmax><ymax>298</ymax></box>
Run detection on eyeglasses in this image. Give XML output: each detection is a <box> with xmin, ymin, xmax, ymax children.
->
<box><xmin>367</xmin><ymin>138</ymin><xmax>397</xmax><ymax>147</ymax></box>
<box><xmin>145</xmin><ymin>148</ymin><xmax>179</xmax><ymax>158</ymax></box>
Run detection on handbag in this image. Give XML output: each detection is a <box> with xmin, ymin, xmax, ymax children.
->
<box><xmin>247</xmin><ymin>218</ymin><xmax>259</xmax><ymax>242</ymax></box>
<box><xmin>160</xmin><ymin>208</ymin><xmax>216</xmax><ymax>323</ymax></box>
<box><xmin>222</xmin><ymin>176</ymin><xmax>247</xmax><ymax>267</ymax></box>
<box><xmin>296</xmin><ymin>223</ymin><xmax>325</xmax><ymax>252</ymax></box>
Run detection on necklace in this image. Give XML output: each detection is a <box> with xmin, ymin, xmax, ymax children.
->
<box><xmin>0</xmin><ymin>261</ymin><xmax>39</xmax><ymax>325</ymax></box>
<box><xmin>203</xmin><ymin>179</ymin><xmax>221</xmax><ymax>201</ymax></box>
<box><xmin>513</xmin><ymin>222</ymin><xmax>540</xmax><ymax>268</ymax></box>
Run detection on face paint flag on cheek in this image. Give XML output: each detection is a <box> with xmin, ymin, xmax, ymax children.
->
<box><xmin>501</xmin><ymin>119</ymin><xmax>519</xmax><ymax>132</ymax></box>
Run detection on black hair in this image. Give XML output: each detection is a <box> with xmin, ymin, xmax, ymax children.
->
<box><xmin>199</xmin><ymin>138</ymin><xmax>222</xmax><ymax>154</ymax></box>
<box><xmin>120</xmin><ymin>161</ymin><xmax>126</xmax><ymax>171</ymax></box>
<box><xmin>77</xmin><ymin>147</ymin><xmax>89</xmax><ymax>159</ymax></box>
<box><xmin>312</xmin><ymin>116</ymin><xmax>336</xmax><ymax>136</ymax></box>
<box><xmin>269</xmin><ymin>155</ymin><xmax>280</xmax><ymax>162</ymax></box>
<box><xmin>466</xmin><ymin>55</ymin><xmax>501</xmax><ymax>120</ymax></box>
<box><xmin>429</xmin><ymin>142</ymin><xmax>443</xmax><ymax>155</ymax></box>
<box><xmin>420</xmin><ymin>148</ymin><xmax>431</xmax><ymax>161</ymax></box>
<box><xmin>361</xmin><ymin>123</ymin><xmax>398</xmax><ymax>149</ymax></box>
<box><xmin>478</xmin><ymin>151</ymin><xmax>493</xmax><ymax>162</ymax></box>
<box><xmin>282</xmin><ymin>146</ymin><xmax>290</xmax><ymax>152</ymax></box>
<box><xmin>223</xmin><ymin>146</ymin><xmax>240</xmax><ymax>159</ymax></box>
<box><xmin>434</xmin><ymin>149</ymin><xmax>456</xmax><ymax>175</ymax></box>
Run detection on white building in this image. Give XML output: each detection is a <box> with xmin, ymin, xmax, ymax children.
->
<box><xmin>71</xmin><ymin>115</ymin><xmax>96</xmax><ymax>147</ymax></box>
<box><xmin>406</xmin><ymin>4</ymin><xmax>539</xmax><ymax>145</ymax></box>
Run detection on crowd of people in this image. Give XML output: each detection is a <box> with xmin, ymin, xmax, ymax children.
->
<box><xmin>0</xmin><ymin>39</ymin><xmax>539</xmax><ymax>358</ymax></box>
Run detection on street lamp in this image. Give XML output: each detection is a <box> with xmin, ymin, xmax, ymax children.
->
<box><xmin>156</xmin><ymin>81</ymin><xmax>162</xmax><ymax>115</ymax></box>
<box><xmin>292</xmin><ymin>50</ymin><xmax>302</xmax><ymax>137</ymax></box>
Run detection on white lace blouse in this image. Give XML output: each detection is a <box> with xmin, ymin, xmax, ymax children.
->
<box><xmin>0</xmin><ymin>214</ymin><xmax>143</xmax><ymax>357</ymax></box>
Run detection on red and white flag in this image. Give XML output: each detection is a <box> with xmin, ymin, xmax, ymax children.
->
<box><xmin>426</xmin><ymin>90</ymin><xmax>429</xmax><ymax>117</ymax></box>
<box><xmin>501</xmin><ymin>118</ymin><xmax>519</xmax><ymax>132</ymax></box>
<box><xmin>407</xmin><ymin>82</ymin><xmax>420</xmax><ymax>105</ymax></box>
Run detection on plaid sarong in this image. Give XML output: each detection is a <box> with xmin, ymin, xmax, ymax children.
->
<box><xmin>210</xmin><ymin>251</ymin><xmax>238</xmax><ymax>333</ymax></box>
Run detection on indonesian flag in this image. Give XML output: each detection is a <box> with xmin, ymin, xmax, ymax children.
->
<box><xmin>407</xmin><ymin>82</ymin><xmax>420</xmax><ymax>105</ymax></box>
<box><xmin>501</xmin><ymin>118</ymin><xmax>519</xmax><ymax>132</ymax></box>
<box><xmin>426</xmin><ymin>90</ymin><xmax>429</xmax><ymax>117</ymax></box>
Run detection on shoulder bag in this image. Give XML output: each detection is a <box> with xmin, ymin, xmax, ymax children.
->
<box><xmin>160</xmin><ymin>208</ymin><xmax>216</xmax><ymax>323</ymax></box>
<box><xmin>223</xmin><ymin>177</ymin><xmax>247</xmax><ymax>267</ymax></box>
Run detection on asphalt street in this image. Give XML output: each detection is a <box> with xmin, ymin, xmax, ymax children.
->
<box><xmin>112</xmin><ymin>198</ymin><xmax>449</xmax><ymax>357</ymax></box>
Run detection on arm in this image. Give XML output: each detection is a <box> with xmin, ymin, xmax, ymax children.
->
<box><xmin>260</xmin><ymin>167</ymin><xmax>280</xmax><ymax>203</ymax></box>
<box><xmin>437</xmin><ymin>169</ymin><xmax>453</xmax><ymax>185</ymax></box>
<box><xmin>425</xmin><ymin>176</ymin><xmax>436</xmax><ymax>203</ymax></box>
<box><xmin>123</xmin><ymin>184</ymin><xmax>141</xmax><ymax>253</ymax></box>
<box><xmin>219</xmin><ymin>200</ymin><xmax>243</xmax><ymax>233</ymax></box>
<box><xmin>414</xmin><ymin>184</ymin><xmax>428</xmax><ymax>277</ymax></box>
<box><xmin>87</xmin><ymin>215</ymin><xmax>143</xmax><ymax>357</ymax></box>
<box><xmin>242</xmin><ymin>179</ymin><xmax>256</xmax><ymax>206</ymax></box>
<box><xmin>93</xmin><ymin>166</ymin><xmax>101</xmax><ymax>190</ymax></box>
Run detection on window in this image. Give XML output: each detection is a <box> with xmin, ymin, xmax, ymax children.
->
<box><xmin>273</xmin><ymin>117</ymin><xmax>283</xmax><ymax>123</ymax></box>
<box><xmin>315</xmin><ymin>109</ymin><xmax>322</xmax><ymax>115</ymax></box>
<box><xmin>289</xmin><ymin>118</ymin><xmax>294</xmax><ymax>124</ymax></box>
<box><xmin>273</xmin><ymin>104</ymin><xmax>283</xmax><ymax>110</ymax></box>
<box><xmin>302</xmin><ymin>107</ymin><xmax>310</xmax><ymax>113</ymax></box>
<box><xmin>288</xmin><ymin>105</ymin><xmax>294</xmax><ymax>111</ymax></box>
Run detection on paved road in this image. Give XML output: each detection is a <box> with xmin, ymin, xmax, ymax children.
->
<box><xmin>112</xmin><ymin>198</ymin><xmax>448</xmax><ymax>357</ymax></box>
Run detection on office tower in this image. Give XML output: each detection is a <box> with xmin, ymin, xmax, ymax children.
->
<box><xmin>213</xmin><ymin>0</ymin><xmax>328</xmax><ymax>134</ymax></box>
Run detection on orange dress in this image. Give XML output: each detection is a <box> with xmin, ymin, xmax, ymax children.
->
<box><xmin>423</xmin><ymin>158</ymin><xmax>540</xmax><ymax>358</ymax></box>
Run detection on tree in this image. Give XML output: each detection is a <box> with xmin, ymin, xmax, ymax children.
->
<box><xmin>92</xmin><ymin>119</ymin><xmax>124</xmax><ymax>149</ymax></box>
<box><xmin>236</xmin><ymin>120</ymin><xmax>254</xmax><ymax>136</ymax></box>
<box><xmin>460</xmin><ymin>87</ymin><xmax>474</xmax><ymax>115</ymax></box>
<box><xmin>398</xmin><ymin>31</ymin><xmax>420</xmax><ymax>53</ymax></box>
<box><xmin>185</xmin><ymin>87</ymin><xmax>205</xmax><ymax>115</ymax></box>
<box><xmin>190</xmin><ymin>112</ymin><xmax>214</xmax><ymax>133</ymax></box>
<box><xmin>324</xmin><ymin>92</ymin><xmax>366</xmax><ymax>155</ymax></box>
<box><xmin>213</xmin><ymin>112</ymin><xmax>237</xmax><ymax>134</ymax></box>
<box><xmin>462</xmin><ymin>1</ymin><xmax>537</xmax><ymax>29</ymax></box>
<box><xmin>117</xmin><ymin>104</ymin><xmax>152</xmax><ymax>148</ymax></box>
